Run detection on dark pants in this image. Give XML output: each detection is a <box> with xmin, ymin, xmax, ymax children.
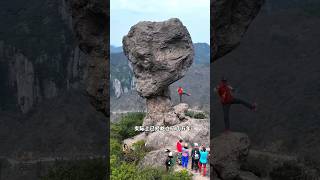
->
<box><xmin>179</xmin><ymin>93</ymin><xmax>189</xmax><ymax>103</ymax></box>
<box><xmin>192</xmin><ymin>159</ymin><xmax>199</xmax><ymax>170</ymax></box>
<box><xmin>223</xmin><ymin>98</ymin><xmax>254</xmax><ymax>129</ymax></box>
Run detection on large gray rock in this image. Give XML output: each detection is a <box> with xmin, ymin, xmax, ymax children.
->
<box><xmin>212</xmin><ymin>132</ymin><xmax>250</xmax><ymax>180</ymax></box>
<box><xmin>237</xmin><ymin>171</ymin><xmax>260</xmax><ymax>180</ymax></box>
<box><xmin>123</xmin><ymin>18</ymin><xmax>194</xmax><ymax>127</ymax></box>
<box><xmin>123</xmin><ymin>18</ymin><xmax>194</xmax><ymax>98</ymax></box>
<box><xmin>123</xmin><ymin>133</ymin><xmax>147</xmax><ymax>149</ymax></box>
<box><xmin>212</xmin><ymin>0</ymin><xmax>265</xmax><ymax>60</ymax></box>
<box><xmin>174</xmin><ymin>103</ymin><xmax>189</xmax><ymax>120</ymax></box>
<box><xmin>241</xmin><ymin>150</ymin><xmax>319</xmax><ymax>179</ymax></box>
<box><xmin>139</xmin><ymin>148</ymin><xmax>169</xmax><ymax>168</ymax></box>
<box><xmin>145</xmin><ymin>118</ymin><xmax>210</xmax><ymax>150</ymax></box>
<box><xmin>241</xmin><ymin>150</ymin><xmax>298</xmax><ymax>178</ymax></box>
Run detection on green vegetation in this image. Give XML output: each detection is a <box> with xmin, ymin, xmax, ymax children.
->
<box><xmin>111</xmin><ymin>112</ymin><xmax>145</xmax><ymax>140</ymax></box>
<box><xmin>110</xmin><ymin>112</ymin><xmax>192</xmax><ymax>180</ymax></box>
<box><xmin>42</xmin><ymin>112</ymin><xmax>192</xmax><ymax>180</ymax></box>
<box><xmin>123</xmin><ymin>140</ymin><xmax>151</xmax><ymax>163</ymax></box>
<box><xmin>302</xmin><ymin>2</ymin><xmax>320</xmax><ymax>17</ymax></box>
<box><xmin>162</xmin><ymin>169</ymin><xmax>193</xmax><ymax>180</ymax></box>
<box><xmin>185</xmin><ymin>110</ymin><xmax>206</xmax><ymax>119</ymax></box>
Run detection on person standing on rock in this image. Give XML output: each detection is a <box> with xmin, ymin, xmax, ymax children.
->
<box><xmin>181</xmin><ymin>143</ymin><xmax>190</xmax><ymax>169</ymax></box>
<box><xmin>215</xmin><ymin>77</ymin><xmax>257</xmax><ymax>131</ymax></box>
<box><xmin>165</xmin><ymin>152</ymin><xmax>174</xmax><ymax>172</ymax></box>
<box><xmin>199</xmin><ymin>146</ymin><xmax>209</xmax><ymax>176</ymax></box>
<box><xmin>191</xmin><ymin>143</ymin><xmax>200</xmax><ymax>172</ymax></box>
<box><xmin>177</xmin><ymin>86</ymin><xmax>191</xmax><ymax>103</ymax></box>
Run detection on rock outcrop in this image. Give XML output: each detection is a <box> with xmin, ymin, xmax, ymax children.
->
<box><xmin>212</xmin><ymin>132</ymin><xmax>251</xmax><ymax>179</ymax></box>
<box><xmin>145</xmin><ymin>118</ymin><xmax>210</xmax><ymax>150</ymax></box>
<box><xmin>121</xmin><ymin>18</ymin><xmax>210</xmax><ymax>170</ymax></box>
<box><xmin>211</xmin><ymin>132</ymin><xmax>320</xmax><ymax>180</ymax></box>
<box><xmin>212</xmin><ymin>0</ymin><xmax>265</xmax><ymax>60</ymax></box>
<box><xmin>65</xmin><ymin>0</ymin><xmax>109</xmax><ymax>115</ymax></box>
<box><xmin>123</xmin><ymin>18</ymin><xmax>194</xmax><ymax>127</ymax></box>
<box><xmin>10</xmin><ymin>54</ymin><xmax>37</xmax><ymax>113</ymax></box>
<box><xmin>124</xmin><ymin>104</ymin><xmax>209</xmax><ymax>168</ymax></box>
<box><xmin>112</xmin><ymin>78</ymin><xmax>123</xmax><ymax>98</ymax></box>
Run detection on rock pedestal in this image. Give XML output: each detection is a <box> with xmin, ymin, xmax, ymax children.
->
<box><xmin>123</xmin><ymin>18</ymin><xmax>194</xmax><ymax>126</ymax></box>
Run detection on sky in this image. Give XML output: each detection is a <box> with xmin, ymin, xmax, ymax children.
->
<box><xmin>110</xmin><ymin>0</ymin><xmax>210</xmax><ymax>46</ymax></box>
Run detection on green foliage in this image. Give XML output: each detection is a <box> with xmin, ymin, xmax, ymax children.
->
<box><xmin>137</xmin><ymin>168</ymin><xmax>166</xmax><ymax>180</ymax></box>
<box><xmin>162</xmin><ymin>169</ymin><xmax>193</xmax><ymax>180</ymax></box>
<box><xmin>110</xmin><ymin>162</ymin><xmax>138</xmax><ymax>180</ymax></box>
<box><xmin>41</xmin><ymin>158</ymin><xmax>106</xmax><ymax>180</ymax></box>
<box><xmin>111</xmin><ymin>164</ymin><xmax>192</xmax><ymax>180</ymax></box>
<box><xmin>111</xmin><ymin>112</ymin><xmax>145</xmax><ymax>140</ymax></box>
<box><xmin>185</xmin><ymin>110</ymin><xmax>206</xmax><ymax>119</ymax></box>
<box><xmin>194</xmin><ymin>113</ymin><xmax>206</xmax><ymax>119</ymax></box>
<box><xmin>110</xmin><ymin>155</ymin><xmax>119</xmax><ymax>170</ymax></box>
<box><xmin>110</xmin><ymin>138</ymin><xmax>122</xmax><ymax>158</ymax></box>
<box><xmin>123</xmin><ymin>140</ymin><xmax>150</xmax><ymax>164</ymax></box>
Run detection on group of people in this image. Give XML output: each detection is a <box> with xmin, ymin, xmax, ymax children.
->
<box><xmin>165</xmin><ymin>139</ymin><xmax>209</xmax><ymax>176</ymax></box>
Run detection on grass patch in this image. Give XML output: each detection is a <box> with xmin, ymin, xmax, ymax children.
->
<box><xmin>185</xmin><ymin>110</ymin><xmax>206</xmax><ymax>119</ymax></box>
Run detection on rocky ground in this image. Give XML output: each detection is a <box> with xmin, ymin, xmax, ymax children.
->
<box><xmin>211</xmin><ymin>132</ymin><xmax>320</xmax><ymax>180</ymax></box>
<box><xmin>124</xmin><ymin>103</ymin><xmax>210</xmax><ymax>179</ymax></box>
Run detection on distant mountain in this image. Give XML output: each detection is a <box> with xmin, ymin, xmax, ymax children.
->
<box><xmin>110</xmin><ymin>43</ymin><xmax>210</xmax><ymax>109</ymax></box>
<box><xmin>110</xmin><ymin>45</ymin><xmax>123</xmax><ymax>53</ymax></box>
<box><xmin>194</xmin><ymin>43</ymin><xmax>210</xmax><ymax>64</ymax></box>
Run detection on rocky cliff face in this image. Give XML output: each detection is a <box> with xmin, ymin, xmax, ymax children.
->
<box><xmin>0</xmin><ymin>0</ymin><xmax>107</xmax><ymax>162</ymax></box>
<box><xmin>0</xmin><ymin>0</ymin><xmax>77</xmax><ymax>114</ymax></box>
<box><xmin>212</xmin><ymin>0</ymin><xmax>265</xmax><ymax>60</ymax></box>
<box><xmin>65</xmin><ymin>0</ymin><xmax>109</xmax><ymax>115</ymax></box>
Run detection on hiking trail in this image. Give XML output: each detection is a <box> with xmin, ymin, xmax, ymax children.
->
<box><xmin>174</xmin><ymin>160</ymin><xmax>210</xmax><ymax>180</ymax></box>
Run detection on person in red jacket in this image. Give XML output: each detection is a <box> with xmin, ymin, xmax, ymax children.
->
<box><xmin>177</xmin><ymin>86</ymin><xmax>190</xmax><ymax>103</ymax></box>
<box><xmin>215</xmin><ymin>77</ymin><xmax>257</xmax><ymax>131</ymax></box>
<box><xmin>176</xmin><ymin>139</ymin><xmax>183</xmax><ymax>152</ymax></box>
<box><xmin>176</xmin><ymin>139</ymin><xmax>183</xmax><ymax>165</ymax></box>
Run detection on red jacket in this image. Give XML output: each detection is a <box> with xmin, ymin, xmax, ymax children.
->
<box><xmin>177</xmin><ymin>87</ymin><xmax>183</xmax><ymax>95</ymax></box>
<box><xmin>176</xmin><ymin>141</ymin><xmax>182</xmax><ymax>152</ymax></box>
<box><xmin>217</xmin><ymin>82</ymin><xmax>234</xmax><ymax>104</ymax></box>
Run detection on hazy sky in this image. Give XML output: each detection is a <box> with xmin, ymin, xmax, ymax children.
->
<box><xmin>110</xmin><ymin>0</ymin><xmax>210</xmax><ymax>46</ymax></box>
